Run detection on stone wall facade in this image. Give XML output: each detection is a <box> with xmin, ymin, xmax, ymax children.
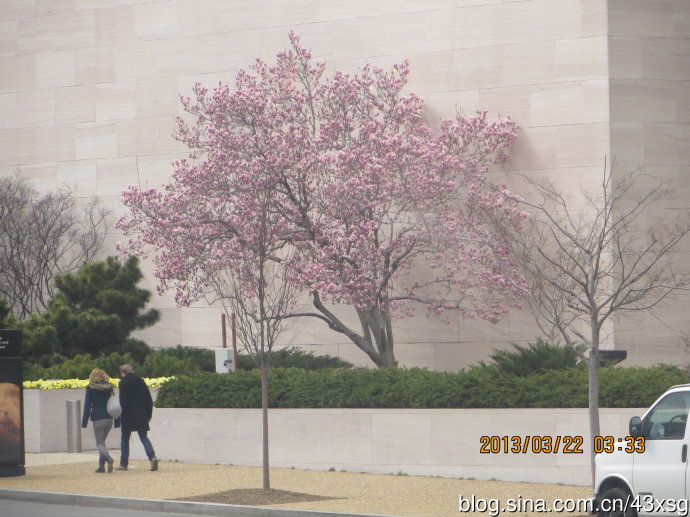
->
<box><xmin>23</xmin><ymin>389</ymin><xmax>643</xmax><ymax>486</ymax></box>
<box><xmin>2</xmin><ymin>0</ymin><xmax>689</xmax><ymax>369</ymax></box>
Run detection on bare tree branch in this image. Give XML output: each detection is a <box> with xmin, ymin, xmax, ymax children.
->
<box><xmin>0</xmin><ymin>174</ymin><xmax>110</xmax><ymax>319</ymax></box>
<box><xmin>506</xmin><ymin>162</ymin><xmax>690</xmax><ymax>481</ymax></box>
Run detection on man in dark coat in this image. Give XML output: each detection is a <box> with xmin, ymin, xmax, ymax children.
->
<box><xmin>116</xmin><ymin>364</ymin><xmax>158</xmax><ymax>471</ymax></box>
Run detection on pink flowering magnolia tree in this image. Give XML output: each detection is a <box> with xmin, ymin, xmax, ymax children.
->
<box><xmin>117</xmin><ymin>33</ymin><xmax>526</xmax><ymax>367</ymax></box>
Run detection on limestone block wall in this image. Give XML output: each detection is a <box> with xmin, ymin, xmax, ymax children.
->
<box><xmin>146</xmin><ymin>407</ymin><xmax>635</xmax><ymax>486</ymax></box>
<box><xmin>22</xmin><ymin>389</ymin><xmax>643</xmax><ymax>486</ymax></box>
<box><xmin>2</xmin><ymin>0</ymin><xmax>689</xmax><ymax>369</ymax></box>
<box><xmin>607</xmin><ymin>0</ymin><xmax>690</xmax><ymax>365</ymax></box>
<box><xmin>23</xmin><ymin>389</ymin><xmax>121</xmax><ymax>453</ymax></box>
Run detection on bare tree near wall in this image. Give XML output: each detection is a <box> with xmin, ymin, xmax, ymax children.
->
<box><xmin>505</xmin><ymin>163</ymin><xmax>690</xmax><ymax>481</ymax></box>
<box><xmin>0</xmin><ymin>174</ymin><xmax>109</xmax><ymax>319</ymax></box>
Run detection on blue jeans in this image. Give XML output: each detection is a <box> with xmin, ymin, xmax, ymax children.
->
<box><xmin>120</xmin><ymin>429</ymin><xmax>155</xmax><ymax>467</ymax></box>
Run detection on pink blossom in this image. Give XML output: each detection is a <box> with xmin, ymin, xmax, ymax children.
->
<box><xmin>116</xmin><ymin>33</ymin><xmax>525</xmax><ymax>366</ymax></box>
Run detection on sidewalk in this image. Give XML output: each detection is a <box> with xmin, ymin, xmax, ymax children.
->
<box><xmin>0</xmin><ymin>452</ymin><xmax>592</xmax><ymax>517</ymax></box>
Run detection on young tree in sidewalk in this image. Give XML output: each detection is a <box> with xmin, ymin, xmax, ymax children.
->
<box><xmin>508</xmin><ymin>165</ymin><xmax>690</xmax><ymax>479</ymax></box>
<box><xmin>123</xmin><ymin>126</ymin><xmax>294</xmax><ymax>488</ymax></box>
<box><xmin>212</xmin><ymin>190</ymin><xmax>296</xmax><ymax>491</ymax></box>
<box><xmin>116</xmin><ymin>33</ymin><xmax>525</xmax><ymax>368</ymax></box>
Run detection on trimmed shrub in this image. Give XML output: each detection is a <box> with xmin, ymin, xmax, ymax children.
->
<box><xmin>154</xmin><ymin>364</ymin><xmax>690</xmax><ymax>409</ymax></box>
<box><xmin>28</xmin><ymin>354</ymin><xmax>99</xmax><ymax>381</ymax></box>
<box><xmin>152</xmin><ymin>345</ymin><xmax>215</xmax><ymax>372</ymax></box>
<box><xmin>236</xmin><ymin>347</ymin><xmax>353</xmax><ymax>370</ymax></box>
<box><xmin>599</xmin><ymin>364</ymin><xmax>689</xmax><ymax>407</ymax></box>
<box><xmin>479</xmin><ymin>339</ymin><xmax>582</xmax><ymax>376</ymax></box>
<box><xmin>23</xmin><ymin>351</ymin><xmax>137</xmax><ymax>381</ymax></box>
<box><xmin>23</xmin><ymin>345</ymin><xmax>350</xmax><ymax>380</ymax></box>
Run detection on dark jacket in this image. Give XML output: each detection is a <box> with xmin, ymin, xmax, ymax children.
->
<box><xmin>82</xmin><ymin>381</ymin><xmax>121</xmax><ymax>428</ymax></box>
<box><xmin>119</xmin><ymin>372</ymin><xmax>153</xmax><ymax>432</ymax></box>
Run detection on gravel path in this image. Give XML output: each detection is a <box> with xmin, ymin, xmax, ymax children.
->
<box><xmin>0</xmin><ymin>454</ymin><xmax>593</xmax><ymax>517</ymax></box>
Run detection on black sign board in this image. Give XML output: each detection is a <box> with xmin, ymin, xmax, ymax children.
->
<box><xmin>0</xmin><ymin>330</ymin><xmax>22</xmax><ymax>358</ymax></box>
<box><xmin>0</xmin><ymin>330</ymin><xmax>25</xmax><ymax>477</ymax></box>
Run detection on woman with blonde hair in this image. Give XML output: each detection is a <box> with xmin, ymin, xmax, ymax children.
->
<box><xmin>81</xmin><ymin>368</ymin><xmax>120</xmax><ymax>473</ymax></box>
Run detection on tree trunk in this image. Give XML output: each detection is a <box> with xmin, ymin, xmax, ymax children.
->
<box><xmin>310</xmin><ymin>292</ymin><xmax>398</xmax><ymax>367</ymax></box>
<box><xmin>378</xmin><ymin>337</ymin><xmax>397</xmax><ymax>367</ymax></box>
<box><xmin>260</xmin><ymin>363</ymin><xmax>270</xmax><ymax>490</ymax></box>
<box><xmin>588</xmin><ymin>324</ymin><xmax>601</xmax><ymax>485</ymax></box>
<box><xmin>359</xmin><ymin>307</ymin><xmax>397</xmax><ymax>367</ymax></box>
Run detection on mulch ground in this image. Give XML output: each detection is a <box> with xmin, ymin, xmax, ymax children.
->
<box><xmin>176</xmin><ymin>487</ymin><xmax>340</xmax><ymax>505</ymax></box>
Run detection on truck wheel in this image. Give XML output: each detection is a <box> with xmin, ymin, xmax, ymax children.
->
<box><xmin>598</xmin><ymin>487</ymin><xmax>636</xmax><ymax>517</ymax></box>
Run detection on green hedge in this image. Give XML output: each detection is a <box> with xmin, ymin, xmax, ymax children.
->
<box><xmin>236</xmin><ymin>347</ymin><xmax>353</xmax><ymax>370</ymax></box>
<box><xmin>23</xmin><ymin>346</ymin><xmax>352</xmax><ymax>381</ymax></box>
<box><xmin>154</xmin><ymin>364</ymin><xmax>690</xmax><ymax>409</ymax></box>
<box><xmin>23</xmin><ymin>350</ymin><xmax>199</xmax><ymax>381</ymax></box>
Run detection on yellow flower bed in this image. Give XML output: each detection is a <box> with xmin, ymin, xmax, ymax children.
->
<box><xmin>23</xmin><ymin>377</ymin><xmax>173</xmax><ymax>390</ymax></box>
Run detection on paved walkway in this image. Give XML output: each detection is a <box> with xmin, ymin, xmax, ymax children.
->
<box><xmin>0</xmin><ymin>453</ymin><xmax>593</xmax><ymax>517</ymax></box>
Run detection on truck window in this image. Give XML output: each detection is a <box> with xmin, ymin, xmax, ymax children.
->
<box><xmin>641</xmin><ymin>392</ymin><xmax>690</xmax><ymax>440</ymax></box>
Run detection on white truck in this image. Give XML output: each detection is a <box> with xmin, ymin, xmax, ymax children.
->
<box><xmin>594</xmin><ymin>384</ymin><xmax>690</xmax><ymax>517</ymax></box>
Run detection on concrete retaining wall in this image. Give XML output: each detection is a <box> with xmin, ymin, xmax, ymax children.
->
<box><xmin>23</xmin><ymin>389</ymin><xmax>158</xmax><ymax>453</ymax></box>
<box><xmin>23</xmin><ymin>389</ymin><xmax>643</xmax><ymax>486</ymax></box>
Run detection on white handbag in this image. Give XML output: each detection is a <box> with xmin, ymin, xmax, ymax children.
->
<box><xmin>107</xmin><ymin>392</ymin><xmax>122</xmax><ymax>419</ymax></box>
